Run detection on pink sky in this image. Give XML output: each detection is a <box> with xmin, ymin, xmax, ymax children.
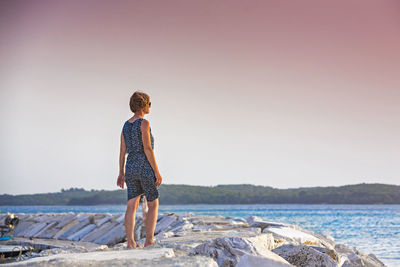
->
<box><xmin>1</xmin><ymin>0</ymin><xmax>399</xmax><ymax>194</ymax></box>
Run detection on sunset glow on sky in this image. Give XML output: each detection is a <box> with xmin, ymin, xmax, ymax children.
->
<box><xmin>1</xmin><ymin>0</ymin><xmax>399</xmax><ymax>194</ymax></box>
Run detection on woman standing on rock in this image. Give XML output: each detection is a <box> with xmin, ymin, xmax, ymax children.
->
<box><xmin>117</xmin><ymin>91</ymin><xmax>162</xmax><ymax>248</ymax></box>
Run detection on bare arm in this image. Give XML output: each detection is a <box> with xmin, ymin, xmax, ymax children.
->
<box><xmin>117</xmin><ymin>131</ymin><xmax>127</xmax><ymax>188</ymax></box>
<box><xmin>119</xmin><ymin>131</ymin><xmax>127</xmax><ymax>174</ymax></box>
<box><xmin>141</xmin><ymin>119</ymin><xmax>162</xmax><ymax>185</ymax></box>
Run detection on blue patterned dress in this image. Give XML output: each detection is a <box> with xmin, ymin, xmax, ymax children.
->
<box><xmin>122</xmin><ymin>118</ymin><xmax>159</xmax><ymax>202</ymax></box>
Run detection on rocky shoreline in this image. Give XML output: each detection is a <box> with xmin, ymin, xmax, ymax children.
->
<box><xmin>0</xmin><ymin>212</ymin><xmax>386</xmax><ymax>266</ymax></box>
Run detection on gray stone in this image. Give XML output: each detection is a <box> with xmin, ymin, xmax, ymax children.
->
<box><xmin>68</xmin><ymin>224</ymin><xmax>97</xmax><ymax>241</ymax></box>
<box><xmin>76</xmin><ymin>213</ymin><xmax>91</xmax><ymax>222</ymax></box>
<box><xmin>12</xmin><ymin>221</ymin><xmax>35</xmax><ymax>237</ymax></box>
<box><xmin>3</xmin><ymin>247</ymin><xmax>175</xmax><ymax>266</ymax></box>
<box><xmin>96</xmin><ymin>214</ymin><xmax>112</xmax><ymax>226</ymax></box>
<box><xmin>4</xmin><ymin>237</ymin><xmax>104</xmax><ymax>251</ymax></box>
<box><xmin>154</xmin><ymin>215</ymin><xmax>178</xmax><ymax>234</ymax></box>
<box><xmin>57</xmin><ymin>214</ymin><xmax>78</xmax><ymax>228</ymax></box>
<box><xmin>272</xmin><ymin>244</ymin><xmax>338</xmax><ymax>267</ymax></box>
<box><xmin>115</xmin><ymin>214</ymin><xmax>125</xmax><ymax>223</ymax></box>
<box><xmin>80</xmin><ymin>221</ymin><xmax>116</xmax><ymax>243</ymax></box>
<box><xmin>58</xmin><ymin>219</ymin><xmax>91</xmax><ymax>240</ymax></box>
<box><xmin>34</xmin><ymin>221</ymin><xmax>58</xmax><ymax>238</ymax></box>
<box><xmin>23</xmin><ymin>222</ymin><xmax>47</xmax><ymax>238</ymax></box>
<box><xmin>53</xmin><ymin>219</ymin><xmax>79</xmax><ymax>239</ymax></box>
<box><xmin>134</xmin><ymin>217</ymin><xmax>145</xmax><ymax>241</ymax></box>
<box><xmin>42</xmin><ymin>226</ymin><xmax>65</xmax><ymax>239</ymax></box>
<box><xmin>95</xmin><ymin>223</ymin><xmax>125</xmax><ymax>245</ymax></box>
<box><xmin>189</xmin><ymin>234</ymin><xmax>275</xmax><ymax>266</ymax></box>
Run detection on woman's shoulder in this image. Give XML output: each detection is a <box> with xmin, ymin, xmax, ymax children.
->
<box><xmin>140</xmin><ymin>118</ymin><xmax>150</xmax><ymax>128</ymax></box>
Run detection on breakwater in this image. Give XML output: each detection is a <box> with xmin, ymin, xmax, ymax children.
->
<box><xmin>0</xmin><ymin>212</ymin><xmax>387</xmax><ymax>266</ymax></box>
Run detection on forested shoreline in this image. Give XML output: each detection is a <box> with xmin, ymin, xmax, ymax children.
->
<box><xmin>1</xmin><ymin>183</ymin><xmax>399</xmax><ymax>205</ymax></box>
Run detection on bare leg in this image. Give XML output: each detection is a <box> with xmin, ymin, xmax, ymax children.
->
<box><xmin>144</xmin><ymin>198</ymin><xmax>159</xmax><ymax>247</ymax></box>
<box><xmin>124</xmin><ymin>195</ymin><xmax>141</xmax><ymax>248</ymax></box>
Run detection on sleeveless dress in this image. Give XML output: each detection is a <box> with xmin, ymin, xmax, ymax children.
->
<box><xmin>122</xmin><ymin>118</ymin><xmax>159</xmax><ymax>202</ymax></box>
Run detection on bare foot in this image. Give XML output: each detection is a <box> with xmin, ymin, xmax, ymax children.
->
<box><xmin>144</xmin><ymin>239</ymin><xmax>155</xmax><ymax>247</ymax></box>
<box><xmin>127</xmin><ymin>240</ymin><xmax>139</xmax><ymax>248</ymax></box>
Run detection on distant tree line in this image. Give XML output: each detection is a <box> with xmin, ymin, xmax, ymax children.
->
<box><xmin>1</xmin><ymin>183</ymin><xmax>399</xmax><ymax>206</ymax></box>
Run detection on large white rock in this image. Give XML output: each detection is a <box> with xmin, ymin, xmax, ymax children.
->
<box><xmin>272</xmin><ymin>244</ymin><xmax>339</xmax><ymax>267</ymax></box>
<box><xmin>154</xmin><ymin>215</ymin><xmax>178</xmax><ymax>234</ymax></box>
<box><xmin>334</xmin><ymin>244</ymin><xmax>386</xmax><ymax>267</ymax></box>
<box><xmin>263</xmin><ymin>226</ymin><xmax>321</xmax><ymax>245</ymax></box>
<box><xmin>189</xmin><ymin>234</ymin><xmax>275</xmax><ymax>266</ymax></box>
<box><xmin>287</xmin><ymin>224</ymin><xmax>336</xmax><ymax>250</ymax></box>
<box><xmin>237</xmin><ymin>253</ymin><xmax>294</xmax><ymax>267</ymax></box>
<box><xmin>245</xmin><ymin>217</ymin><xmax>335</xmax><ymax>249</ymax></box>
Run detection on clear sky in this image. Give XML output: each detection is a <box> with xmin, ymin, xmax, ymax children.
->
<box><xmin>1</xmin><ymin>0</ymin><xmax>399</xmax><ymax>194</ymax></box>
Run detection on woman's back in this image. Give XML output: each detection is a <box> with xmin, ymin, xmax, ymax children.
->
<box><xmin>123</xmin><ymin>118</ymin><xmax>155</xmax><ymax>178</ymax></box>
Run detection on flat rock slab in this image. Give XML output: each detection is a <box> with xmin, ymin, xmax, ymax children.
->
<box><xmin>237</xmin><ymin>253</ymin><xmax>294</xmax><ymax>267</ymax></box>
<box><xmin>4</xmin><ymin>248</ymin><xmax>175</xmax><ymax>266</ymax></box>
<box><xmin>4</xmin><ymin>237</ymin><xmax>103</xmax><ymax>251</ymax></box>
<box><xmin>80</xmin><ymin>221</ymin><xmax>116</xmax><ymax>243</ymax></box>
<box><xmin>116</xmin><ymin>255</ymin><xmax>218</xmax><ymax>267</ymax></box>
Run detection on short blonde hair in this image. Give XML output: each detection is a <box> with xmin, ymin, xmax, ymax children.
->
<box><xmin>129</xmin><ymin>91</ymin><xmax>150</xmax><ymax>113</ymax></box>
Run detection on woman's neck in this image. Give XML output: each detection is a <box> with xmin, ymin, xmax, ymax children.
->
<box><xmin>133</xmin><ymin>112</ymin><xmax>145</xmax><ymax>118</ymax></box>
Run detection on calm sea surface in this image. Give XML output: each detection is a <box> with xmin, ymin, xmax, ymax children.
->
<box><xmin>1</xmin><ymin>204</ymin><xmax>399</xmax><ymax>267</ymax></box>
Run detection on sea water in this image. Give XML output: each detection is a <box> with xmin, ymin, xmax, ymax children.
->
<box><xmin>1</xmin><ymin>204</ymin><xmax>399</xmax><ymax>266</ymax></box>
